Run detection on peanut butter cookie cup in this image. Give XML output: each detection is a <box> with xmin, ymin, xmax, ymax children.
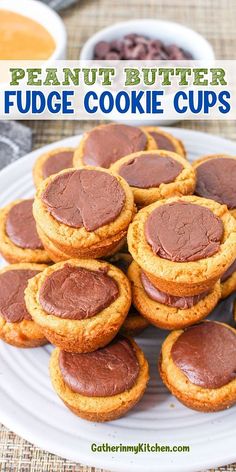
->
<box><xmin>0</xmin><ymin>263</ymin><xmax>48</xmax><ymax>348</ymax></box>
<box><xmin>159</xmin><ymin>321</ymin><xmax>236</xmax><ymax>412</ymax></box>
<box><xmin>141</xmin><ymin>126</ymin><xmax>186</xmax><ymax>158</ymax></box>
<box><xmin>128</xmin><ymin>196</ymin><xmax>236</xmax><ymax>296</ymax></box>
<box><xmin>111</xmin><ymin>150</ymin><xmax>195</xmax><ymax>207</ymax></box>
<box><xmin>128</xmin><ymin>261</ymin><xmax>221</xmax><ymax>330</ymax></box>
<box><xmin>73</xmin><ymin>123</ymin><xmax>157</xmax><ymax>169</ymax></box>
<box><xmin>33</xmin><ymin>166</ymin><xmax>135</xmax><ymax>261</ymax></box>
<box><xmin>25</xmin><ymin>259</ymin><xmax>131</xmax><ymax>353</ymax></box>
<box><xmin>0</xmin><ymin>199</ymin><xmax>50</xmax><ymax>264</ymax></box>
<box><xmin>194</xmin><ymin>154</ymin><xmax>236</xmax><ymax>219</ymax></box>
<box><xmin>50</xmin><ymin>336</ymin><xmax>149</xmax><ymax>422</ymax></box>
<box><xmin>33</xmin><ymin>147</ymin><xmax>75</xmax><ymax>187</ymax></box>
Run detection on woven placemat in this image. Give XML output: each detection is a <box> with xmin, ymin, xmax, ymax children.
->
<box><xmin>1</xmin><ymin>0</ymin><xmax>236</xmax><ymax>470</ymax></box>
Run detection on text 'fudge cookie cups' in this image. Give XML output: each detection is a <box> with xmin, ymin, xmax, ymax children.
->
<box><xmin>73</xmin><ymin>123</ymin><xmax>157</xmax><ymax>169</ymax></box>
<box><xmin>33</xmin><ymin>167</ymin><xmax>135</xmax><ymax>261</ymax></box>
<box><xmin>141</xmin><ymin>126</ymin><xmax>186</xmax><ymax>158</ymax></box>
<box><xmin>128</xmin><ymin>261</ymin><xmax>221</xmax><ymax>330</ymax></box>
<box><xmin>0</xmin><ymin>199</ymin><xmax>50</xmax><ymax>264</ymax></box>
<box><xmin>0</xmin><ymin>263</ymin><xmax>48</xmax><ymax>348</ymax></box>
<box><xmin>50</xmin><ymin>336</ymin><xmax>149</xmax><ymax>422</ymax></box>
<box><xmin>159</xmin><ymin>321</ymin><xmax>236</xmax><ymax>412</ymax></box>
<box><xmin>220</xmin><ymin>258</ymin><xmax>236</xmax><ymax>299</ymax></box>
<box><xmin>25</xmin><ymin>259</ymin><xmax>131</xmax><ymax>352</ymax></box>
<box><xmin>33</xmin><ymin>147</ymin><xmax>75</xmax><ymax>187</ymax></box>
<box><xmin>194</xmin><ymin>154</ymin><xmax>236</xmax><ymax>219</ymax></box>
<box><xmin>128</xmin><ymin>196</ymin><xmax>236</xmax><ymax>296</ymax></box>
<box><xmin>110</xmin><ymin>150</ymin><xmax>195</xmax><ymax>207</ymax></box>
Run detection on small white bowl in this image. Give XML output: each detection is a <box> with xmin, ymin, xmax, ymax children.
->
<box><xmin>80</xmin><ymin>19</ymin><xmax>214</xmax><ymax>60</ymax></box>
<box><xmin>0</xmin><ymin>0</ymin><xmax>67</xmax><ymax>60</ymax></box>
<box><xmin>80</xmin><ymin>19</ymin><xmax>214</xmax><ymax>125</ymax></box>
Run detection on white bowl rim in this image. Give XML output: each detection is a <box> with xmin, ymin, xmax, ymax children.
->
<box><xmin>0</xmin><ymin>0</ymin><xmax>67</xmax><ymax>60</ymax></box>
<box><xmin>80</xmin><ymin>18</ymin><xmax>215</xmax><ymax>60</ymax></box>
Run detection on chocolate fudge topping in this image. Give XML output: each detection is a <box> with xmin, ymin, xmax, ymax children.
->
<box><xmin>195</xmin><ymin>157</ymin><xmax>236</xmax><ymax>209</ymax></box>
<box><xmin>145</xmin><ymin>201</ymin><xmax>223</xmax><ymax>262</ymax></box>
<box><xmin>83</xmin><ymin>124</ymin><xmax>147</xmax><ymax>168</ymax></box>
<box><xmin>42</xmin><ymin>150</ymin><xmax>74</xmax><ymax>179</ymax></box>
<box><xmin>171</xmin><ymin>321</ymin><xmax>236</xmax><ymax>389</ymax></box>
<box><xmin>0</xmin><ymin>269</ymin><xmax>39</xmax><ymax>323</ymax></box>
<box><xmin>6</xmin><ymin>199</ymin><xmax>43</xmax><ymax>250</ymax></box>
<box><xmin>39</xmin><ymin>264</ymin><xmax>119</xmax><ymax>320</ymax></box>
<box><xmin>149</xmin><ymin>132</ymin><xmax>176</xmax><ymax>152</ymax></box>
<box><xmin>141</xmin><ymin>271</ymin><xmax>209</xmax><ymax>309</ymax></box>
<box><xmin>221</xmin><ymin>258</ymin><xmax>236</xmax><ymax>282</ymax></box>
<box><xmin>41</xmin><ymin>169</ymin><xmax>125</xmax><ymax>231</ymax></box>
<box><xmin>59</xmin><ymin>336</ymin><xmax>140</xmax><ymax>396</ymax></box>
<box><xmin>119</xmin><ymin>153</ymin><xmax>183</xmax><ymax>189</ymax></box>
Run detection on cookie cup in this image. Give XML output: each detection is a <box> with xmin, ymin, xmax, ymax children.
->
<box><xmin>128</xmin><ymin>261</ymin><xmax>221</xmax><ymax>330</ymax></box>
<box><xmin>25</xmin><ymin>259</ymin><xmax>131</xmax><ymax>353</ymax></box>
<box><xmin>0</xmin><ymin>200</ymin><xmax>51</xmax><ymax>264</ymax></box>
<box><xmin>0</xmin><ymin>263</ymin><xmax>48</xmax><ymax>348</ymax></box>
<box><xmin>73</xmin><ymin>124</ymin><xmax>157</xmax><ymax>168</ymax></box>
<box><xmin>159</xmin><ymin>322</ymin><xmax>236</xmax><ymax>412</ymax></box>
<box><xmin>33</xmin><ymin>166</ymin><xmax>135</xmax><ymax>260</ymax></box>
<box><xmin>128</xmin><ymin>195</ymin><xmax>236</xmax><ymax>296</ymax></box>
<box><xmin>193</xmin><ymin>154</ymin><xmax>236</xmax><ymax>219</ymax></box>
<box><xmin>141</xmin><ymin>126</ymin><xmax>186</xmax><ymax>158</ymax></box>
<box><xmin>33</xmin><ymin>147</ymin><xmax>75</xmax><ymax>187</ymax></box>
<box><xmin>110</xmin><ymin>150</ymin><xmax>195</xmax><ymax>207</ymax></box>
<box><xmin>50</xmin><ymin>338</ymin><xmax>149</xmax><ymax>422</ymax></box>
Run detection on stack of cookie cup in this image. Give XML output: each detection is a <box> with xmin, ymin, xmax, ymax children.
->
<box><xmin>127</xmin><ymin>195</ymin><xmax>236</xmax><ymax>330</ymax></box>
<box><xmin>0</xmin><ymin>122</ymin><xmax>236</xmax><ymax>419</ymax></box>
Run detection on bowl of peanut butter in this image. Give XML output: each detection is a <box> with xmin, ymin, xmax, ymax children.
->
<box><xmin>0</xmin><ymin>0</ymin><xmax>67</xmax><ymax>60</ymax></box>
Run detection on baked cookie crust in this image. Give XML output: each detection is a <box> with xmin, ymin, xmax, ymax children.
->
<box><xmin>128</xmin><ymin>261</ymin><xmax>221</xmax><ymax>330</ymax></box>
<box><xmin>0</xmin><ymin>200</ymin><xmax>51</xmax><ymax>264</ymax></box>
<box><xmin>50</xmin><ymin>338</ymin><xmax>149</xmax><ymax>422</ymax></box>
<box><xmin>159</xmin><ymin>322</ymin><xmax>236</xmax><ymax>412</ymax></box>
<box><xmin>73</xmin><ymin>124</ymin><xmax>157</xmax><ymax>168</ymax></box>
<box><xmin>25</xmin><ymin>258</ymin><xmax>131</xmax><ymax>353</ymax></box>
<box><xmin>127</xmin><ymin>195</ymin><xmax>236</xmax><ymax>296</ymax></box>
<box><xmin>33</xmin><ymin>167</ymin><xmax>135</xmax><ymax>260</ymax></box>
<box><xmin>0</xmin><ymin>263</ymin><xmax>48</xmax><ymax>348</ymax></box>
<box><xmin>110</xmin><ymin>150</ymin><xmax>195</xmax><ymax>207</ymax></box>
<box><xmin>141</xmin><ymin>126</ymin><xmax>186</xmax><ymax>158</ymax></box>
<box><xmin>33</xmin><ymin>147</ymin><xmax>75</xmax><ymax>187</ymax></box>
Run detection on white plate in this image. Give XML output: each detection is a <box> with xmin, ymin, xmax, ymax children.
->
<box><xmin>0</xmin><ymin>128</ymin><xmax>235</xmax><ymax>472</ymax></box>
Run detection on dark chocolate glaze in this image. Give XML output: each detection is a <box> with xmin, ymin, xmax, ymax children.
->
<box><xmin>119</xmin><ymin>154</ymin><xmax>183</xmax><ymax>189</ymax></box>
<box><xmin>171</xmin><ymin>321</ymin><xmax>236</xmax><ymax>388</ymax></box>
<box><xmin>83</xmin><ymin>124</ymin><xmax>147</xmax><ymax>168</ymax></box>
<box><xmin>59</xmin><ymin>336</ymin><xmax>140</xmax><ymax>396</ymax></box>
<box><xmin>6</xmin><ymin>199</ymin><xmax>43</xmax><ymax>250</ymax></box>
<box><xmin>145</xmin><ymin>201</ymin><xmax>223</xmax><ymax>262</ymax></box>
<box><xmin>39</xmin><ymin>264</ymin><xmax>119</xmax><ymax>319</ymax></box>
<box><xmin>42</xmin><ymin>150</ymin><xmax>74</xmax><ymax>179</ymax></box>
<box><xmin>195</xmin><ymin>157</ymin><xmax>236</xmax><ymax>209</ymax></box>
<box><xmin>0</xmin><ymin>269</ymin><xmax>39</xmax><ymax>322</ymax></box>
<box><xmin>41</xmin><ymin>169</ymin><xmax>125</xmax><ymax>231</ymax></box>
<box><xmin>141</xmin><ymin>271</ymin><xmax>209</xmax><ymax>308</ymax></box>
<box><xmin>149</xmin><ymin>132</ymin><xmax>176</xmax><ymax>152</ymax></box>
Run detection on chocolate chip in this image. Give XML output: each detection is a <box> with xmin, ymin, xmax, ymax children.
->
<box><xmin>105</xmin><ymin>51</ymin><xmax>121</xmax><ymax>60</ymax></box>
<box><xmin>94</xmin><ymin>41</ymin><xmax>110</xmax><ymax>59</ymax></box>
<box><xmin>93</xmin><ymin>34</ymin><xmax>193</xmax><ymax>60</ymax></box>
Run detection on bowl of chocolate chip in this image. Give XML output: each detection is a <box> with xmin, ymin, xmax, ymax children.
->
<box><xmin>80</xmin><ymin>19</ymin><xmax>214</xmax><ymax>61</ymax></box>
